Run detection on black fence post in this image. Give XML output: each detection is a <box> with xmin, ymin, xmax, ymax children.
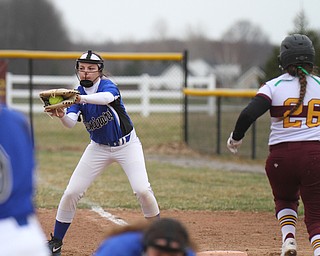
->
<box><xmin>183</xmin><ymin>50</ymin><xmax>188</xmax><ymax>145</ymax></box>
<box><xmin>216</xmin><ymin>96</ymin><xmax>221</xmax><ymax>154</ymax></box>
<box><xmin>28</xmin><ymin>59</ymin><xmax>34</xmax><ymax>145</ymax></box>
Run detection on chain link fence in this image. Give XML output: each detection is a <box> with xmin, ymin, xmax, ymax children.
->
<box><xmin>0</xmin><ymin>51</ymin><xmax>215</xmax><ymax>153</ymax></box>
<box><xmin>185</xmin><ymin>90</ymin><xmax>270</xmax><ymax>160</ymax></box>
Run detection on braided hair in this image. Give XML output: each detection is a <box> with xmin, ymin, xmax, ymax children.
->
<box><xmin>278</xmin><ymin>34</ymin><xmax>316</xmax><ymax>120</ymax></box>
<box><xmin>282</xmin><ymin>64</ymin><xmax>313</xmax><ymax>120</ymax></box>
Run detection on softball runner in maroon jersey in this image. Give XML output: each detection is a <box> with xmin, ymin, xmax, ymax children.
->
<box><xmin>227</xmin><ymin>34</ymin><xmax>320</xmax><ymax>256</ymax></box>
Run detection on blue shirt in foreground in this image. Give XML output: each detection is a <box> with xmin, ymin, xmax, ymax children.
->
<box><xmin>0</xmin><ymin>105</ymin><xmax>35</xmax><ymax>220</ymax></box>
<box><xmin>94</xmin><ymin>231</ymin><xmax>196</xmax><ymax>256</ymax></box>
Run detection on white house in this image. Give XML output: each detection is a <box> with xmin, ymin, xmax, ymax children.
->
<box><xmin>212</xmin><ymin>64</ymin><xmax>241</xmax><ymax>88</ymax></box>
<box><xmin>159</xmin><ymin>58</ymin><xmax>264</xmax><ymax>90</ymax></box>
<box><xmin>159</xmin><ymin>59</ymin><xmax>215</xmax><ymax>89</ymax></box>
<box><xmin>236</xmin><ymin>66</ymin><xmax>265</xmax><ymax>89</ymax></box>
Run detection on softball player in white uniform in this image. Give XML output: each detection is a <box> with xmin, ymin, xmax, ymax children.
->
<box><xmin>46</xmin><ymin>51</ymin><xmax>160</xmax><ymax>256</ymax></box>
<box><xmin>227</xmin><ymin>34</ymin><xmax>320</xmax><ymax>256</ymax></box>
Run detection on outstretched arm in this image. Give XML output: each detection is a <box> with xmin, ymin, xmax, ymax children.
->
<box><xmin>45</xmin><ymin>109</ymin><xmax>79</xmax><ymax>128</ymax></box>
<box><xmin>233</xmin><ymin>94</ymin><xmax>271</xmax><ymax>140</ymax></box>
<box><xmin>227</xmin><ymin>95</ymin><xmax>271</xmax><ymax>154</ymax></box>
<box><xmin>78</xmin><ymin>92</ymin><xmax>116</xmax><ymax>105</ymax></box>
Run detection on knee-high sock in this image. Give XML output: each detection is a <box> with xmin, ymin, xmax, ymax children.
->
<box><xmin>277</xmin><ymin>208</ymin><xmax>297</xmax><ymax>242</ymax></box>
<box><xmin>54</xmin><ymin>220</ymin><xmax>71</xmax><ymax>241</ymax></box>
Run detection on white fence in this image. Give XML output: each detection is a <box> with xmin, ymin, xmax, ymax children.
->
<box><xmin>5</xmin><ymin>73</ymin><xmax>216</xmax><ymax>116</ymax></box>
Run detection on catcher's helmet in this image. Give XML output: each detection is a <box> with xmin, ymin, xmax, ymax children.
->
<box><xmin>76</xmin><ymin>50</ymin><xmax>104</xmax><ymax>71</ymax></box>
<box><xmin>279</xmin><ymin>34</ymin><xmax>315</xmax><ymax>69</ymax></box>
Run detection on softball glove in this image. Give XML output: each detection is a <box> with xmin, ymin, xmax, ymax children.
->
<box><xmin>39</xmin><ymin>88</ymin><xmax>80</xmax><ymax>111</ymax></box>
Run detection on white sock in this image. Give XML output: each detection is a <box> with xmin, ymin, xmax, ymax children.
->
<box><xmin>311</xmin><ymin>234</ymin><xmax>320</xmax><ymax>256</ymax></box>
<box><xmin>277</xmin><ymin>208</ymin><xmax>297</xmax><ymax>243</ymax></box>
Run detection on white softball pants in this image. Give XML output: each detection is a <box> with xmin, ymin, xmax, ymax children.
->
<box><xmin>56</xmin><ymin>129</ymin><xmax>160</xmax><ymax>223</ymax></box>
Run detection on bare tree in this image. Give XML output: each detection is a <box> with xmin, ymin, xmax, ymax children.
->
<box><xmin>292</xmin><ymin>9</ymin><xmax>309</xmax><ymax>34</ymax></box>
<box><xmin>218</xmin><ymin>20</ymin><xmax>269</xmax><ymax>65</ymax></box>
<box><xmin>0</xmin><ymin>0</ymin><xmax>72</xmax><ymax>74</ymax></box>
<box><xmin>0</xmin><ymin>0</ymin><xmax>70</xmax><ymax>50</ymax></box>
<box><xmin>151</xmin><ymin>18</ymin><xmax>170</xmax><ymax>40</ymax></box>
<box><xmin>221</xmin><ymin>20</ymin><xmax>269</xmax><ymax>44</ymax></box>
<box><xmin>184</xmin><ymin>24</ymin><xmax>208</xmax><ymax>41</ymax></box>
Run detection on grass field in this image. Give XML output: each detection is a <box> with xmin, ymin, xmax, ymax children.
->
<box><xmin>36</xmin><ymin>148</ymin><xmax>273</xmax><ymax>211</ymax></box>
<box><xmin>33</xmin><ymin>111</ymin><xmax>312</xmax><ymax>256</ymax></box>
<box><xmin>33</xmin><ymin>112</ymin><xmax>281</xmax><ymax>213</ymax></box>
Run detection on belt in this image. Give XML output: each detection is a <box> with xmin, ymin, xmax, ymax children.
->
<box><xmin>106</xmin><ymin>133</ymin><xmax>131</xmax><ymax>147</ymax></box>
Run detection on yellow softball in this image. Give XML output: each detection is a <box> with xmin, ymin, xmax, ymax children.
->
<box><xmin>49</xmin><ymin>95</ymin><xmax>64</xmax><ymax>105</ymax></box>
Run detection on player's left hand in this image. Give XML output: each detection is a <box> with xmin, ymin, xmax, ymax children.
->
<box><xmin>45</xmin><ymin>108</ymin><xmax>65</xmax><ymax>118</ymax></box>
<box><xmin>227</xmin><ymin>132</ymin><xmax>242</xmax><ymax>154</ymax></box>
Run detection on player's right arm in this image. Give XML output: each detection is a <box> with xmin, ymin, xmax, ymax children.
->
<box><xmin>60</xmin><ymin>112</ymin><xmax>78</xmax><ymax>128</ymax></box>
<box><xmin>46</xmin><ymin>108</ymin><xmax>79</xmax><ymax>128</ymax></box>
<box><xmin>227</xmin><ymin>94</ymin><xmax>271</xmax><ymax>154</ymax></box>
<box><xmin>232</xmin><ymin>94</ymin><xmax>271</xmax><ymax>140</ymax></box>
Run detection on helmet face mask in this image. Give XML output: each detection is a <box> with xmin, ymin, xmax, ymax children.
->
<box><xmin>75</xmin><ymin>50</ymin><xmax>104</xmax><ymax>87</ymax></box>
<box><xmin>279</xmin><ymin>34</ymin><xmax>315</xmax><ymax>70</ymax></box>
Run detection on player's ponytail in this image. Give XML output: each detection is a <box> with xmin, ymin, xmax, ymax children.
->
<box><xmin>282</xmin><ymin>65</ymin><xmax>311</xmax><ymax>120</ymax></box>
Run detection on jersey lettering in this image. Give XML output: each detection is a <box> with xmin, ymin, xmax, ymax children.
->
<box><xmin>0</xmin><ymin>146</ymin><xmax>12</xmax><ymax>204</ymax></box>
<box><xmin>307</xmin><ymin>99</ymin><xmax>320</xmax><ymax>127</ymax></box>
<box><xmin>84</xmin><ymin>110</ymin><xmax>114</xmax><ymax>131</ymax></box>
<box><xmin>283</xmin><ymin>98</ymin><xmax>320</xmax><ymax>128</ymax></box>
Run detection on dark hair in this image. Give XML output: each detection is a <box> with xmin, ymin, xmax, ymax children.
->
<box><xmin>282</xmin><ymin>64</ymin><xmax>313</xmax><ymax>120</ymax></box>
<box><xmin>279</xmin><ymin>34</ymin><xmax>316</xmax><ymax>120</ymax></box>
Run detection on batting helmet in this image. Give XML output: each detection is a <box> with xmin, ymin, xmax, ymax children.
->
<box><xmin>142</xmin><ymin>218</ymin><xmax>190</xmax><ymax>255</ymax></box>
<box><xmin>279</xmin><ymin>34</ymin><xmax>315</xmax><ymax>70</ymax></box>
<box><xmin>75</xmin><ymin>50</ymin><xmax>104</xmax><ymax>71</ymax></box>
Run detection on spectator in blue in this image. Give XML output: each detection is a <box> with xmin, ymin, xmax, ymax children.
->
<box><xmin>94</xmin><ymin>218</ymin><xmax>196</xmax><ymax>256</ymax></box>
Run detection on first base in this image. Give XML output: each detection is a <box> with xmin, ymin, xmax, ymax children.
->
<box><xmin>197</xmin><ymin>251</ymin><xmax>248</xmax><ymax>256</ymax></box>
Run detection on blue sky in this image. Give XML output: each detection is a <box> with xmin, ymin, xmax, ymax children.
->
<box><xmin>49</xmin><ymin>0</ymin><xmax>320</xmax><ymax>45</ymax></box>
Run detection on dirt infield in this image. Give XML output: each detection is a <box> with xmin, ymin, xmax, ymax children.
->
<box><xmin>37</xmin><ymin>145</ymin><xmax>313</xmax><ymax>255</ymax></box>
<box><xmin>38</xmin><ymin>208</ymin><xmax>313</xmax><ymax>256</ymax></box>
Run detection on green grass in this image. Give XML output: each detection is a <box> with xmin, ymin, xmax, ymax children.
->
<box><xmin>34</xmin><ymin>138</ymin><xmax>275</xmax><ymax>212</ymax></box>
<box><xmin>35</xmin><ymin>147</ymin><xmax>274</xmax><ymax>211</ymax></box>
<box><xmin>33</xmin><ymin>112</ymin><xmax>288</xmax><ymax>213</ymax></box>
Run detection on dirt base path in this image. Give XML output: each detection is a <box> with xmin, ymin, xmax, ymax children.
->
<box><xmin>37</xmin><ymin>208</ymin><xmax>313</xmax><ymax>256</ymax></box>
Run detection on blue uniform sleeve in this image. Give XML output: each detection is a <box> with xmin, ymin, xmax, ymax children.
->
<box><xmin>67</xmin><ymin>80</ymin><xmax>120</xmax><ymax>115</ymax></box>
<box><xmin>99</xmin><ymin>79</ymin><xmax>120</xmax><ymax>97</ymax></box>
<box><xmin>94</xmin><ymin>232</ymin><xmax>144</xmax><ymax>256</ymax></box>
<box><xmin>186</xmin><ymin>248</ymin><xmax>197</xmax><ymax>256</ymax></box>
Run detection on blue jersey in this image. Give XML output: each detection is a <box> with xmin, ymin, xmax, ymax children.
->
<box><xmin>94</xmin><ymin>231</ymin><xmax>196</xmax><ymax>256</ymax></box>
<box><xmin>0</xmin><ymin>106</ymin><xmax>35</xmax><ymax>220</ymax></box>
<box><xmin>67</xmin><ymin>79</ymin><xmax>133</xmax><ymax>145</ymax></box>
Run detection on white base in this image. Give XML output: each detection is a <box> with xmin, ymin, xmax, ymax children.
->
<box><xmin>197</xmin><ymin>251</ymin><xmax>248</xmax><ymax>256</ymax></box>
